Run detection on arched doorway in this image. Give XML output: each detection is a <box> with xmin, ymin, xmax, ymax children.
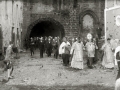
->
<box><xmin>26</xmin><ymin>18</ymin><xmax>65</xmax><ymax>39</ymax></box>
<box><xmin>79</xmin><ymin>10</ymin><xmax>99</xmax><ymax>38</ymax></box>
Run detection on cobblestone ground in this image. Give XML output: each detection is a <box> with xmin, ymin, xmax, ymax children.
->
<box><xmin>0</xmin><ymin>50</ymin><xmax>117</xmax><ymax>90</ymax></box>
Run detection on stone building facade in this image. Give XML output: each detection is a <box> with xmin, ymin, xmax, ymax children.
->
<box><xmin>0</xmin><ymin>0</ymin><xmax>23</xmax><ymax>51</ymax></box>
<box><xmin>23</xmin><ymin>0</ymin><xmax>105</xmax><ymax>47</ymax></box>
<box><xmin>0</xmin><ymin>0</ymin><xmax>105</xmax><ymax>50</ymax></box>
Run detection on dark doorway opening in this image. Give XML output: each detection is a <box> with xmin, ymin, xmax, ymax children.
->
<box><xmin>29</xmin><ymin>20</ymin><xmax>65</xmax><ymax>38</ymax></box>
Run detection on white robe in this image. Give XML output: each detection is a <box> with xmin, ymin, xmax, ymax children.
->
<box><xmin>59</xmin><ymin>41</ymin><xmax>71</xmax><ymax>54</ymax></box>
<box><xmin>114</xmin><ymin>46</ymin><xmax>120</xmax><ymax>66</ymax></box>
<box><xmin>70</xmin><ymin>42</ymin><xmax>84</xmax><ymax>69</ymax></box>
<box><xmin>115</xmin><ymin>78</ymin><xmax>120</xmax><ymax>90</ymax></box>
<box><xmin>102</xmin><ymin>43</ymin><xmax>114</xmax><ymax>68</ymax></box>
<box><xmin>110</xmin><ymin>39</ymin><xmax>118</xmax><ymax>50</ymax></box>
<box><xmin>85</xmin><ymin>42</ymin><xmax>97</xmax><ymax>57</ymax></box>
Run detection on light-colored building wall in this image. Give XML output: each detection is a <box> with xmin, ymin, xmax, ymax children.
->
<box><xmin>105</xmin><ymin>0</ymin><xmax>120</xmax><ymax>39</ymax></box>
<box><xmin>0</xmin><ymin>0</ymin><xmax>23</xmax><ymax>48</ymax></box>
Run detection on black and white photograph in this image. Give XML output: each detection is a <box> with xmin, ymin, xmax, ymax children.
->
<box><xmin>0</xmin><ymin>0</ymin><xmax>119</xmax><ymax>90</ymax></box>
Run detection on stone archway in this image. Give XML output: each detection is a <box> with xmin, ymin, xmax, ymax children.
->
<box><xmin>79</xmin><ymin>10</ymin><xmax>99</xmax><ymax>38</ymax></box>
<box><xmin>26</xmin><ymin>18</ymin><xmax>65</xmax><ymax>39</ymax></box>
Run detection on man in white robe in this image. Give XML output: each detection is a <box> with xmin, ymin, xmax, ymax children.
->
<box><xmin>101</xmin><ymin>38</ymin><xmax>114</xmax><ymax>69</ymax></box>
<box><xmin>85</xmin><ymin>39</ymin><xmax>98</xmax><ymax>69</ymax></box>
<box><xmin>70</xmin><ymin>37</ymin><xmax>84</xmax><ymax>69</ymax></box>
<box><xmin>59</xmin><ymin>37</ymin><xmax>71</xmax><ymax>66</ymax></box>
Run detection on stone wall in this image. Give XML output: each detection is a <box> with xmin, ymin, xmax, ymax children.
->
<box><xmin>22</xmin><ymin>0</ymin><xmax>105</xmax><ymax>43</ymax></box>
<box><xmin>0</xmin><ymin>0</ymin><xmax>105</xmax><ymax>48</ymax></box>
<box><xmin>22</xmin><ymin>0</ymin><xmax>31</xmax><ymax>47</ymax></box>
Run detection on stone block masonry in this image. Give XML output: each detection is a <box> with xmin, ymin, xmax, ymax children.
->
<box><xmin>0</xmin><ymin>0</ymin><xmax>105</xmax><ymax>49</ymax></box>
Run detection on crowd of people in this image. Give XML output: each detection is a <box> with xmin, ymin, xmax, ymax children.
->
<box><xmin>59</xmin><ymin>34</ymin><xmax>98</xmax><ymax>69</ymax></box>
<box><xmin>22</xmin><ymin>34</ymin><xmax>115</xmax><ymax>69</ymax></box>
<box><xmin>23</xmin><ymin>33</ymin><xmax>120</xmax><ymax>70</ymax></box>
<box><xmin>25</xmin><ymin>36</ymin><xmax>61</xmax><ymax>59</ymax></box>
<box><xmin>60</xmin><ymin>34</ymin><xmax>120</xmax><ymax>90</ymax></box>
<box><xmin>23</xmin><ymin>35</ymin><xmax>99</xmax><ymax>69</ymax></box>
<box><xmin>2</xmin><ymin>33</ymin><xmax>120</xmax><ymax>90</ymax></box>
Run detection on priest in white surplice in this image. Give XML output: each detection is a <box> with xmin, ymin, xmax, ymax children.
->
<box><xmin>70</xmin><ymin>37</ymin><xmax>84</xmax><ymax>69</ymax></box>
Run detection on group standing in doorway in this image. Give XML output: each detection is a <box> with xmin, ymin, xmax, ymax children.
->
<box><xmin>25</xmin><ymin>36</ymin><xmax>60</xmax><ymax>59</ymax></box>
<box><xmin>24</xmin><ymin>31</ymin><xmax>120</xmax><ymax>71</ymax></box>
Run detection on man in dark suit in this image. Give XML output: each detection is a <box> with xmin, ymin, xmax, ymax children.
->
<box><xmin>39</xmin><ymin>37</ymin><xmax>44</xmax><ymax>58</ymax></box>
<box><xmin>30</xmin><ymin>37</ymin><xmax>35</xmax><ymax>56</ymax></box>
<box><xmin>97</xmin><ymin>27</ymin><xmax>102</xmax><ymax>39</ymax></box>
<box><xmin>46</xmin><ymin>38</ymin><xmax>52</xmax><ymax>57</ymax></box>
<box><xmin>52</xmin><ymin>38</ymin><xmax>59</xmax><ymax>59</ymax></box>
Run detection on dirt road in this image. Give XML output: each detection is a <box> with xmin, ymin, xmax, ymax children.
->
<box><xmin>0</xmin><ymin>51</ymin><xmax>116</xmax><ymax>90</ymax></box>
